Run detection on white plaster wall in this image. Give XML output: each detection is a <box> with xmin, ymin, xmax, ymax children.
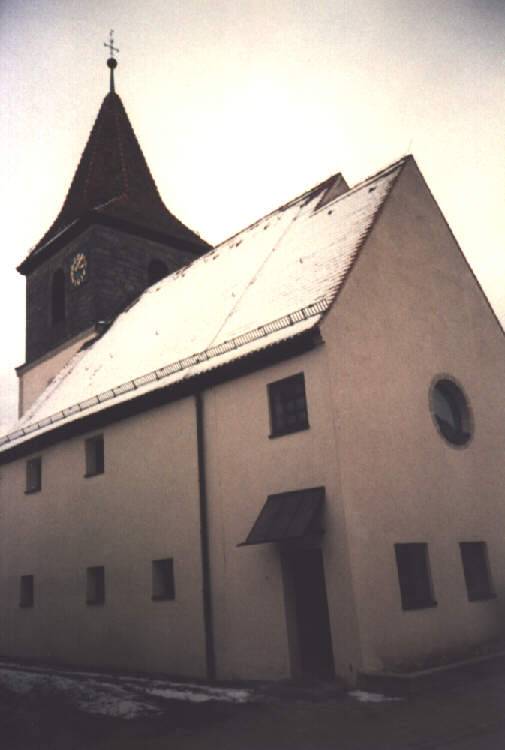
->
<box><xmin>321</xmin><ymin>158</ymin><xmax>505</xmax><ymax>672</ymax></box>
<box><xmin>203</xmin><ymin>346</ymin><xmax>361</xmax><ymax>682</ymax></box>
<box><xmin>0</xmin><ymin>399</ymin><xmax>207</xmax><ymax>677</ymax></box>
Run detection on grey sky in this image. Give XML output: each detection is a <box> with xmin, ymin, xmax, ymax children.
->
<box><xmin>1</xmin><ymin>0</ymin><xmax>504</xmax><ymax>432</ymax></box>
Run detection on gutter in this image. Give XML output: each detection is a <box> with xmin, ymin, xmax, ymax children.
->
<box><xmin>195</xmin><ymin>392</ymin><xmax>216</xmax><ymax>680</ymax></box>
<box><xmin>0</xmin><ymin>325</ymin><xmax>323</xmax><ymax>464</ymax></box>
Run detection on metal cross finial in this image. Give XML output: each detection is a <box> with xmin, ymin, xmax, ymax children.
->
<box><xmin>104</xmin><ymin>30</ymin><xmax>119</xmax><ymax>93</ymax></box>
<box><xmin>104</xmin><ymin>30</ymin><xmax>119</xmax><ymax>59</ymax></box>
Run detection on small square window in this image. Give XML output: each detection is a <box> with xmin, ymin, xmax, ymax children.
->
<box><xmin>26</xmin><ymin>457</ymin><xmax>42</xmax><ymax>493</ymax></box>
<box><xmin>19</xmin><ymin>575</ymin><xmax>34</xmax><ymax>608</ymax></box>
<box><xmin>460</xmin><ymin>542</ymin><xmax>495</xmax><ymax>601</ymax></box>
<box><xmin>86</xmin><ymin>566</ymin><xmax>105</xmax><ymax>605</ymax></box>
<box><xmin>395</xmin><ymin>543</ymin><xmax>436</xmax><ymax>610</ymax></box>
<box><xmin>268</xmin><ymin>373</ymin><xmax>309</xmax><ymax>437</ymax></box>
<box><xmin>85</xmin><ymin>435</ymin><xmax>104</xmax><ymax>477</ymax></box>
<box><xmin>152</xmin><ymin>558</ymin><xmax>175</xmax><ymax>601</ymax></box>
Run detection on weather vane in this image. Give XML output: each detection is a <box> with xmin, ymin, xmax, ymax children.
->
<box><xmin>104</xmin><ymin>30</ymin><xmax>119</xmax><ymax>93</ymax></box>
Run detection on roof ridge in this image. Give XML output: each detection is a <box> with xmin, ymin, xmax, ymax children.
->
<box><xmin>216</xmin><ymin>156</ymin><xmax>411</xmax><ymax>248</ymax></box>
<box><xmin>313</xmin><ymin>155</ymin><xmax>412</xmax><ymax>213</ymax></box>
<box><xmin>314</xmin><ymin>155</ymin><xmax>407</xmax><ymax>327</ymax></box>
<box><xmin>114</xmin><ymin>102</ymin><xmax>129</xmax><ymax>195</ymax></box>
<box><xmin>350</xmin><ymin>154</ymin><xmax>411</xmax><ymax>193</ymax></box>
<box><xmin>214</xmin><ymin>173</ymin><xmax>346</xmax><ymax>248</ymax></box>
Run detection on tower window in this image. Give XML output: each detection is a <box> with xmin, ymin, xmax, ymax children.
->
<box><xmin>148</xmin><ymin>259</ymin><xmax>168</xmax><ymax>285</ymax></box>
<box><xmin>51</xmin><ymin>268</ymin><xmax>66</xmax><ymax>323</ymax></box>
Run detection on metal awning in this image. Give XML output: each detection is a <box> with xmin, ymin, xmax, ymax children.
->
<box><xmin>238</xmin><ymin>487</ymin><xmax>325</xmax><ymax>547</ymax></box>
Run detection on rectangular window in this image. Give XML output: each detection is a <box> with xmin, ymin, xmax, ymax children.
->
<box><xmin>460</xmin><ymin>542</ymin><xmax>495</xmax><ymax>601</ymax></box>
<box><xmin>19</xmin><ymin>575</ymin><xmax>34</xmax><ymax>608</ymax></box>
<box><xmin>86</xmin><ymin>566</ymin><xmax>105</xmax><ymax>605</ymax></box>
<box><xmin>85</xmin><ymin>435</ymin><xmax>104</xmax><ymax>477</ymax></box>
<box><xmin>268</xmin><ymin>373</ymin><xmax>308</xmax><ymax>437</ymax></box>
<box><xmin>26</xmin><ymin>457</ymin><xmax>42</xmax><ymax>493</ymax></box>
<box><xmin>395</xmin><ymin>543</ymin><xmax>436</xmax><ymax>610</ymax></box>
<box><xmin>152</xmin><ymin>558</ymin><xmax>175</xmax><ymax>601</ymax></box>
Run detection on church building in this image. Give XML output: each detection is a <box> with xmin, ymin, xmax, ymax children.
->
<box><xmin>1</xmin><ymin>55</ymin><xmax>504</xmax><ymax>686</ymax></box>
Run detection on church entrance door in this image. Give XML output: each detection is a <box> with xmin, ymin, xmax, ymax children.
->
<box><xmin>283</xmin><ymin>547</ymin><xmax>335</xmax><ymax>680</ymax></box>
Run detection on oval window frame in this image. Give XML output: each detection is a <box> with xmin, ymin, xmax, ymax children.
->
<box><xmin>429</xmin><ymin>376</ymin><xmax>473</xmax><ymax>448</ymax></box>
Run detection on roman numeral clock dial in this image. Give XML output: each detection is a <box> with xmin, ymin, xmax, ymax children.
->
<box><xmin>70</xmin><ymin>252</ymin><xmax>88</xmax><ymax>287</ymax></box>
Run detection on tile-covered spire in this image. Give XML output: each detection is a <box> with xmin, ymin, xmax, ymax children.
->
<box><xmin>19</xmin><ymin>81</ymin><xmax>209</xmax><ymax>273</ymax></box>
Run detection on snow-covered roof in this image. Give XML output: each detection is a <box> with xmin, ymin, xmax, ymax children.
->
<box><xmin>1</xmin><ymin>156</ymin><xmax>407</xmax><ymax>452</ymax></box>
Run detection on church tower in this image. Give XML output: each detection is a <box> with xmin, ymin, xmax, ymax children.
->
<box><xmin>16</xmin><ymin>42</ymin><xmax>210</xmax><ymax>415</ymax></box>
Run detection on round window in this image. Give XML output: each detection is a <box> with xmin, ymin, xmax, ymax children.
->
<box><xmin>431</xmin><ymin>378</ymin><xmax>472</xmax><ymax>447</ymax></box>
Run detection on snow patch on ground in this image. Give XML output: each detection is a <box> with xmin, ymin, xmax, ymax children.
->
<box><xmin>0</xmin><ymin>663</ymin><xmax>252</xmax><ymax>720</ymax></box>
<box><xmin>0</xmin><ymin>668</ymin><xmax>43</xmax><ymax>694</ymax></box>
<box><xmin>349</xmin><ymin>690</ymin><xmax>403</xmax><ymax>703</ymax></box>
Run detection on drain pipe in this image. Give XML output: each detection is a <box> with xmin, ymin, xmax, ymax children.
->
<box><xmin>195</xmin><ymin>391</ymin><xmax>216</xmax><ymax>680</ymax></box>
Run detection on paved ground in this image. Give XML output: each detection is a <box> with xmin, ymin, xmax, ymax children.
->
<box><xmin>3</xmin><ymin>663</ymin><xmax>505</xmax><ymax>749</ymax></box>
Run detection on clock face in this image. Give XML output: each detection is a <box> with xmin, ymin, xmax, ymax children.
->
<box><xmin>70</xmin><ymin>252</ymin><xmax>88</xmax><ymax>287</ymax></box>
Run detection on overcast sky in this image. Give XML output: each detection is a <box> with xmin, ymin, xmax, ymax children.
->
<box><xmin>1</xmin><ymin>0</ymin><xmax>504</xmax><ymax>433</ymax></box>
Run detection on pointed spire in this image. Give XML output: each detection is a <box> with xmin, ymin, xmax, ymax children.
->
<box><xmin>104</xmin><ymin>30</ymin><xmax>119</xmax><ymax>94</ymax></box>
<box><xmin>19</xmin><ymin>80</ymin><xmax>209</xmax><ymax>273</ymax></box>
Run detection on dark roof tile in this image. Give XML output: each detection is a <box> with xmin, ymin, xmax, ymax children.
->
<box><xmin>19</xmin><ymin>93</ymin><xmax>209</xmax><ymax>272</ymax></box>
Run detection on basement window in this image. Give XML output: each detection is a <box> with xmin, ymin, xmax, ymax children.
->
<box><xmin>26</xmin><ymin>457</ymin><xmax>42</xmax><ymax>493</ymax></box>
<box><xmin>85</xmin><ymin>435</ymin><xmax>104</xmax><ymax>477</ymax></box>
<box><xmin>460</xmin><ymin>542</ymin><xmax>495</xmax><ymax>601</ymax></box>
<box><xmin>395</xmin><ymin>543</ymin><xmax>436</xmax><ymax>611</ymax></box>
<box><xmin>152</xmin><ymin>558</ymin><xmax>175</xmax><ymax>601</ymax></box>
<box><xmin>86</xmin><ymin>566</ymin><xmax>105</xmax><ymax>605</ymax></box>
<box><xmin>268</xmin><ymin>373</ymin><xmax>309</xmax><ymax>437</ymax></box>
<box><xmin>19</xmin><ymin>575</ymin><xmax>34</xmax><ymax>608</ymax></box>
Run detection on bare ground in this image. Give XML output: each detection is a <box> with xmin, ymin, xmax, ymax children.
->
<box><xmin>3</xmin><ymin>668</ymin><xmax>505</xmax><ymax>750</ymax></box>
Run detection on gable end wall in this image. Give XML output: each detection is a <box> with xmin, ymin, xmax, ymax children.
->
<box><xmin>320</xmin><ymin>157</ymin><xmax>505</xmax><ymax>672</ymax></box>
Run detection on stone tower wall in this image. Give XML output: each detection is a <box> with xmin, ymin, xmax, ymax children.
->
<box><xmin>25</xmin><ymin>225</ymin><xmax>197</xmax><ymax>364</ymax></box>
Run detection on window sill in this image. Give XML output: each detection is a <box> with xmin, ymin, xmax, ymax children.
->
<box><xmin>401</xmin><ymin>599</ymin><xmax>438</xmax><ymax>611</ymax></box>
<box><xmin>24</xmin><ymin>488</ymin><xmax>41</xmax><ymax>494</ymax></box>
<box><xmin>19</xmin><ymin>602</ymin><xmax>34</xmax><ymax>608</ymax></box>
<box><xmin>269</xmin><ymin>423</ymin><xmax>310</xmax><ymax>439</ymax></box>
<box><xmin>86</xmin><ymin>600</ymin><xmax>105</xmax><ymax>606</ymax></box>
<box><xmin>84</xmin><ymin>472</ymin><xmax>104</xmax><ymax>478</ymax></box>
<box><xmin>152</xmin><ymin>595</ymin><xmax>175</xmax><ymax>602</ymax></box>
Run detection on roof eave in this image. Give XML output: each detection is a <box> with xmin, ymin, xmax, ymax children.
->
<box><xmin>17</xmin><ymin>213</ymin><xmax>211</xmax><ymax>275</ymax></box>
<box><xmin>0</xmin><ymin>327</ymin><xmax>321</xmax><ymax>464</ymax></box>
